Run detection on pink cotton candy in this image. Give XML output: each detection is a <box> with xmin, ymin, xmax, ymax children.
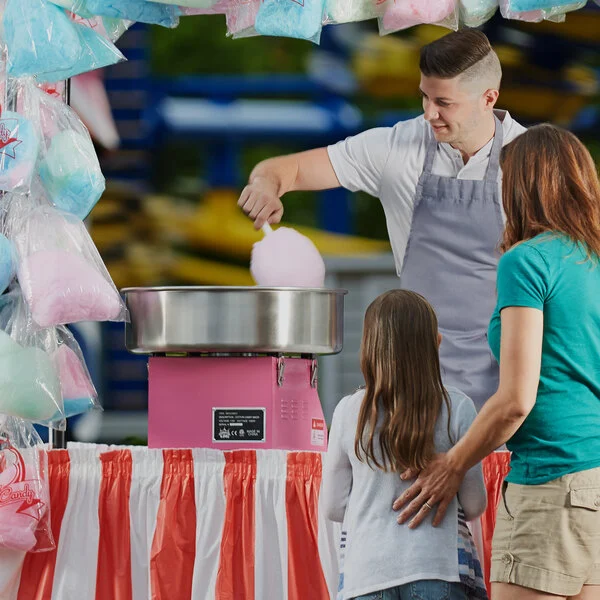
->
<box><xmin>250</xmin><ymin>226</ymin><xmax>325</xmax><ymax>288</ymax></box>
<box><xmin>19</xmin><ymin>250</ymin><xmax>123</xmax><ymax>327</ymax></box>
<box><xmin>383</xmin><ymin>0</ymin><xmax>456</xmax><ymax>30</ymax></box>
<box><xmin>53</xmin><ymin>344</ymin><xmax>96</xmax><ymax>399</ymax></box>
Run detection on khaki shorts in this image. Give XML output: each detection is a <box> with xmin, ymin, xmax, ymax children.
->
<box><xmin>490</xmin><ymin>466</ymin><xmax>600</xmax><ymax>597</ymax></box>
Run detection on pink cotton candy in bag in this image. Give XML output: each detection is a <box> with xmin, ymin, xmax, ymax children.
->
<box><xmin>381</xmin><ymin>0</ymin><xmax>457</xmax><ymax>32</ymax></box>
<box><xmin>8</xmin><ymin>200</ymin><xmax>127</xmax><ymax>327</ymax></box>
<box><xmin>53</xmin><ymin>343</ymin><xmax>96</xmax><ymax>401</ymax></box>
<box><xmin>20</xmin><ymin>249</ymin><xmax>123</xmax><ymax>327</ymax></box>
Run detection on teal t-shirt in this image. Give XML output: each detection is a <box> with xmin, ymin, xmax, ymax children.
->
<box><xmin>488</xmin><ymin>233</ymin><xmax>600</xmax><ymax>485</ymax></box>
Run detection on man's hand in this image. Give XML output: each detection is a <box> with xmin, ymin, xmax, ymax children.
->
<box><xmin>238</xmin><ymin>176</ymin><xmax>284</xmax><ymax>230</ymax></box>
<box><xmin>392</xmin><ymin>453</ymin><xmax>464</xmax><ymax>529</ymax></box>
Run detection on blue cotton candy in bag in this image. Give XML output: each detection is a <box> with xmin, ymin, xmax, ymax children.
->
<box><xmin>39</xmin><ymin>21</ymin><xmax>125</xmax><ymax>83</ymax></box>
<box><xmin>459</xmin><ymin>0</ymin><xmax>498</xmax><ymax>26</ymax></box>
<box><xmin>508</xmin><ymin>0</ymin><xmax>577</xmax><ymax>10</ymax></box>
<box><xmin>4</xmin><ymin>0</ymin><xmax>81</xmax><ymax>80</ymax></box>
<box><xmin>5</xmin><ymin>0</ymin><xmax>124</xmax><ymax>82</ymax></box>
<box><xmin>0</xmin><ymin>235</ymin><xmax>16</xmax><ymax>295</ymax></box>
<box><xmin>83</xmin><ymin>0</ymin><xmax>181</xmax><ymax>27</ymax></box>
<box><xmin>0</xmin><ymin>111</ymin><xmax>39</xmax><ymax>194</ymax></box>
<box><xmin>39</xmin><ymin>131</ymin><xmax>105</xmax><ymax>220</ymax></box>
<box><xmin>255</xmin><ymin>0</ymin><xmax>325</xmax><ymax>43</ymax></box>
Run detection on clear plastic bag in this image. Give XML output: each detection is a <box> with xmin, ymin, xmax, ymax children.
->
<box><xmin>21</xmin><ymin>82</ymin><xmax>105</xmax><ymax>220</ymax></box>
<box><xmin>324</xmin><ymin>0</ymin><xmax>382</xmax><ymax>24</ymax></box>
<box><xmin>52</xmin><ymin>326</ymin><xmax>100</xmax><ymax>418</ymax></box>
<box><xmin>254</xmin><ymin>0</ymin><xmax>326</xmax><ymax>44</ymax></box>
<box><xmin>0</xmin><ymin>233</ymin><xmax>16</xmax><ymax>295</ymax></box>
<box><xmin>68</xmin><ymin>13</ymin><xmax>133</xmax><ymax>43</ymax></box>
<box><xmin>378</xmin><ymin>0</ymin><xmax>458</xmax><ymax>35</ymax></box>
<box><xmin>503</xmin><ymin>0</ymin><xmax>578</xmax><ymax>10</ymax></box>
<box><xmin>52</xmin><ymin>0</ymin><xmax>181</xmax><ymax>28</ymax></box>
<box><xmin>0</xmin><ymin>415</ymin><xmax>54</xmax><ymax>553</ymax></box>
<box><xmin>7</xmin><ymin>195</ymin><xmax>127</xmax><ymax>328</ymax></box>
<box><xmin>459</xmin><ymin>0</ymin><xmax>498</xmax><ymax>26</ymax></box>
<box><xmin>5</xmin><ymin>0</ymin><xmax>125</xmax><ymax>82</ymax></box>
<box><xmin>499</xmin><ymin>0</ymin><xmax>585</xmax><ymax>20</ymax></box>
<box><xmin>0</xmin><ymin>289</ymin><xmax>64</xmax><ymax>426</ymax></box>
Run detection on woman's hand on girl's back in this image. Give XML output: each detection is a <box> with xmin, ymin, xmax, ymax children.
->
<box><xmin>392</xmin><ymin>452</ymin><xmax>465</xmax><ymax>528</ymax></box>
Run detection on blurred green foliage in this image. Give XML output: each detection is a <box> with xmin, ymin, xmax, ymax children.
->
<box><xmin>152</xmin><ymin>15</ymin><xmax>312</xmax><ymax>75</ymax></box>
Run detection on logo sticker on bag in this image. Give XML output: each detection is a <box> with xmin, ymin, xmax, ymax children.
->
<box><xmin>0</xmin><ymin>120</ymin><xmax>21</xmax><ymax>157</ymax></box>
<box><xmin>0</xmin><ymin>439</ymin><xmax>45</xmax><ymax>522</ymax></box>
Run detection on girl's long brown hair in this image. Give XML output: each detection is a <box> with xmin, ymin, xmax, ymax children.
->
<box><xmin>500</xmin><ymin>124</ymin><xmax>600</xmax><ymax>257</ymax></box>
<box><xmin>355</xmin><ymin>290</ymin><xmax>451</xmax><ymax>473</ymax></box>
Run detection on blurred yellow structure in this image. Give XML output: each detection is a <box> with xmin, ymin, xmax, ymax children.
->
<box><xmin>352</xmin><ymin>26</ymin><xmax>598</xmax><ymax>127</ymax></box>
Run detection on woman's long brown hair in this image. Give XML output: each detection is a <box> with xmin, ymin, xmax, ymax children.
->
<box><xmin>355</xmin><ymin>290</ymin><xmax>451</xmax><ymax>473</ymax></box>
<box><xmin>500</xmin><ymin>124</ymin><xmax>600</xmax><ymax>257</ymax></box>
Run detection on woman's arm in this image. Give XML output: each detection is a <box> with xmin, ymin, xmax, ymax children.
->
<box><xmin>393</xmin><ymin>305</ymin><xmax>543</xmax><ymax>528</ymax></box>
<box><xmin>320</xmin><ymin>400</ymin><xmax>353</xmax><ymax>522</ymax></box>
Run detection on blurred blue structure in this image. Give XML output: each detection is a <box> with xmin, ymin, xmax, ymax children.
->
<box><xmin>147</xmin><ymin>74</ymin><xmax>363</xmax><ymax>234</ymax></box>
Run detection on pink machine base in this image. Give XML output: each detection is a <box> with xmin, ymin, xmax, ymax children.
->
<box><xmin>148</xmin><ymin>356</ymin><xmax>328</xmax><ymax>451</ymax></box>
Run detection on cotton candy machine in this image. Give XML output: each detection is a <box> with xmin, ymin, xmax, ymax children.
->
<box><xmin>122</xmin><ymin>286</ymin><xmax>346</xmax><ymax>451</ymax></box>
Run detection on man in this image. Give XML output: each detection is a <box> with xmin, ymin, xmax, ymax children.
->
<box><xmin>239</xmin><ymin>29</ymin><xmax>525</xmax><ymax>412</ymax></box>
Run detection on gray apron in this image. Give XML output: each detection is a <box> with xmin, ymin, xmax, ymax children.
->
<box><xmin>400</xmin><ymin>117</ymin><xmax>504</xmax><ymax>411</ymax></box>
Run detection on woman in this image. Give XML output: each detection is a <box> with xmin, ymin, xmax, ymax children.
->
<box><xmin>392</xmin><ymin>124</ymin><xmax>600</xmax><ymax>600</ymax></box>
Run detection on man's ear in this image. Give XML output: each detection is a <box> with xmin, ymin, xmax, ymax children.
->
<box><xmin>483</xmin><ymin>88</ymin><xmax>499</xmax><ymax>110</ymax></box>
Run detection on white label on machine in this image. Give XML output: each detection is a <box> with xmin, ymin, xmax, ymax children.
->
<box><xmin>311</xmin><ymin>418</ymin><xmax>325</xmax><ymax>446</ymax></box>
<box><xmin>212</xmin><ymin>408</ymin><xmax>266</xmax><ymax>443</ymax></box>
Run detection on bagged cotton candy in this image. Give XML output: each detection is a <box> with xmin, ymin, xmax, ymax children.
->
<box><xmin>0</xmin><ymin>289</ymin><xmax>64</xmax><ymax>425</ymax></box>
<box><xmin>7</xmin><ymin>198</ymin><xmax>127</xmax><ymax>327</ymax></box>
<box><xmin>255</xmin><ymin>0</ymin><xmax>326</xmax><ymax>44</ymax></box>
<box><xmin>379</xmin><ymin>0</ymin><xmax>458</xmax><ymax>34</ymax></box>
<box><xmin>224</xmin><ymin>0</ymin><xmax>261</xmax><ymax>37</ymax></box>
<box><xmin>505</xmin><ymin>0</ymin><xmax>576</xmax><ymax>9</ymax></box>
<box><xmin>0</xmin><ymin>416</ymin><xmax>53</xmax><ymax>553</ymax></box>
<box><xmin>251</xmin><ymin>226</ymin><xmax>325</xmax><ymax>287</ymax></box>
<box><xmin>5</xmin><ymin>0</ymin><xmax>125</xmax><ymax>82</ymax></box>
<box><xmin>499</xmin><ymin>0</ymin><xmax>584</xmax><ymax>19</ymax></box>
<box><xmin>0</xmin><ymin>332</ymin><xmax>61</xmax><ymax>421</ymax></box>
<box><xmin>0</xmin><ymin>234</ymin><xmax>16</xmax><ymax>294</ymax></box>
<box><xmin>4</xmin><ymin>0</ymin><xmax>80</xmax><ymax>80</ymax></box>
<box><xmin>16</xmin><ymin>82</ymin><xmax>104</xmax><ymax>219</ymax></box>
<box><xmin>459</xmin><ymin>0</ymin><xmax>498</xmax><ymax>26</ymax></box>
<box><xmin>39</xmin><ymin>130</ymin><xmax>104</xmax><ymax>219</ymax></box>
<box><xmin>52</xmin><ymin>327</ymin><xmax>99</xmax><ymax>418</ymax></box>
<box><xmin>325</xmin><ymin>0</ymin><xmax>382</xmax><ymax>23</ymax></box>
<box><xmin>57</xmin><ymin>0</ymin><xmax>181</xmax><ymax>28</ymax></box>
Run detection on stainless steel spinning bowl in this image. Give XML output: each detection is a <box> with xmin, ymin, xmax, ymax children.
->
<box><xmin>122</xmin><ymin>286</ymin><xmax>347</xmax><ymax>355</ymax></box>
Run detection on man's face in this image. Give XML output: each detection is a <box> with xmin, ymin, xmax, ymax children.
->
<box><xmin>419</xmin><ymin>74</ymin><xmax>489</xmax><ymax>146</ymax></box>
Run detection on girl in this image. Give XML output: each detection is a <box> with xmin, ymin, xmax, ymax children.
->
<box><xmin>322</xmin><ymin>289</ymin><xmax>488</xmax><ymax>600</ymax></box>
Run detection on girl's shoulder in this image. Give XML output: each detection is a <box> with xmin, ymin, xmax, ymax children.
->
<box><xmin>335</xmin><ymin>387</ymin><xmax>366</xmax><ymax>417</ymax></box>
<box><xmin>443</xmin><ymin>386</ymin><xmax>478</xmax><ymax>425</ymax></box>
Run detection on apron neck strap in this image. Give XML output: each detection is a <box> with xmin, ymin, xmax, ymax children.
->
<box><xmin>484</xmin><ymin>114</ymin><xmax>504</xmax><ymax>183</ymax></box>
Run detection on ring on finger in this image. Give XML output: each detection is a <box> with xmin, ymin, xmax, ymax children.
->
<box><xmin>423</xmin><ymin>501</ymin><xmax>433</xmax><ymax>511</ymax></box>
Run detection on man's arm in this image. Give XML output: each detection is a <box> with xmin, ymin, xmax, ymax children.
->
<box><xmin>238</xmin><ymin>148</ymin><xmax>340</xmax><ymax>229</ymax></box>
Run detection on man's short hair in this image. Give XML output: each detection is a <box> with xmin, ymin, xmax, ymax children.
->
<box><xmin>419</xmin><ymin>29</ymin><xmax>502</xmax><ymax>91</ymax></box>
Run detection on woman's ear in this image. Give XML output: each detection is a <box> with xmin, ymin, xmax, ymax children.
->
<box><xmin>437</xmin><ymin>332</ymin><xmax>443</xmax><ymax>348</ymax></box>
